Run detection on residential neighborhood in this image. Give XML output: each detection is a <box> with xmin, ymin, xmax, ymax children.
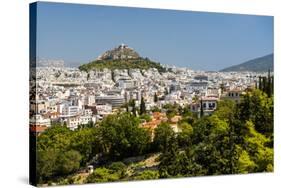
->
<box><xmin>30</xmin><ymin>54</ymin><xmax>267</xmax><ymax>135</ymax></box>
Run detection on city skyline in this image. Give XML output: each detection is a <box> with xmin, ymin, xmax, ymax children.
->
<box><xmin>37</xmin><ymin>2</ymin><xmax>273</xmax><ymax>71</ymax></box>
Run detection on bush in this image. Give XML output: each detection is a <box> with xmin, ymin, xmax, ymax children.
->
<box><xmin>134</xmin><ymin>170</ymin><xmax>159</xmax><ymax>180</ymax></box>
<box><xmin>86</xmin><ymin>167</ymin><xmax>120</xmax><ymax>183</ymax></box>
<box><xmin>108</xmin><ymin>162</ymin><xmax>126</xmax><ymax>172</ymax></box>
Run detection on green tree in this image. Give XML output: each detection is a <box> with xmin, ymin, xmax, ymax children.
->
<box><xmin>267</xmin><ymin>69</ymin><xmax>271</xmax><ymax>97</ymax></box>
<box><xmin>242</xmin><ymin>121</ymin><xmax>273</xmax><ymax>172</ymax></box>
<box><xmin>86</xmin><ymin>167</ymin><xmax>120</xmax><ymax>183</ymax></box>
<box><xmin>134</xmin><ymin>170</ymin><xmax>159</xmax><ymax>180</ymax></box>
<box><xmin>258</xmin><ymin>76</ymin><xmax>262</xmax><ymax>90</ymax></box>
<box><xmin>99</xmin><ymin>113</ymin><xmax>150</xmax><ymax>159</ymax></box>
<box><xmin>56</xmin><ymin>150</ymin><xmax>82</xmax><ymax>175</ymax></box>
<box><xmin>158</xmin><ymin>136</ymin><xmax>180</xmax><ymax>178</ymax></box>
<box><xmin>200</xmin><ymin>98</ymin><xmax>204</xmax><ymax>118</ymax></box>
<box><xmin>213</xmin><ymin>100</ymin><xmax>236</xmax><ymax>123</ymax></box>
<box><xmin>129</xmin><ymin>99</ymin><xmax>137</xmax><ymax>116</ymax></box>
<box><xmin>140</xmin><ymin>97</ymin><xmax>146</xmax><ymax>115</ymax></box>
<box><xmin>154</xmin><ymin>92</ymin><xmax>158</xmax><ymax>103</ymax></box>
<box><xmin>177</xmin><ymin>122</ymin><xmax>193</xmax><ymax>147</ymax></box>
<box><xmin>36</xmin><ymin>149</ymin><xmax>59</xmax><ymax>183</ymax></box>
<box><xmin>108</xmin><ymin>162</ymin><xmax>127</xmax><ymax>178</ymax></box>
<box><xmin>153</xmin><ymin>122</ymin><xmax>175</xmax><ymax>151</ymax></box>
<box><xmin>37</xmin><ymin>125</ymin><xmax>72</xmax><ymax>151</ymax></box>
<box><xmin>70</xmin><ymin>128</ymin><xmax>101</xmax><ymax>165</ymax></box>
<box><xmin>163</xmin><ymin>103</ymin><xmax>178</xmax><ymax>120</ymax></box>
<box><xmin>237</xmin><ymin>89</ymin><xmax>273</xmax><ymax>135</ymax></box>
<box><xmin>139</xmin><ymin>114</ymin><xmax>152</xmax><ymax>122</ymax></box>
<box><xmin>236</xmin><ymin>146</ymin><xmax>256</xmax><ymax>173</ymax></box>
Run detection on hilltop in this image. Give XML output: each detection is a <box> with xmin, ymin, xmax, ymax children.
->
<box><xmin>220</xmin><ymin>54</ymin><xmax>273</xmax><ymax>72</ymax></box>
<box><xmin>79</xmin><ymin>44</ymin><xmax>167</xmax><ymax>73</ymax></box>
<box><xmin>96</xmin><ymin>43</ymin><xmax>140</xmax><ymax>60</ymax></box>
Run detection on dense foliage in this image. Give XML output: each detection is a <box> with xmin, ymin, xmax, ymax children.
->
<box><xmin>157</xmin><ymin>89</ymin><xmax>273</xmax><ymax>178</ymax></box>
<box><xmin>36</xmin><ymin>89</ymin><xmax>273</xmax><ymax>185</ymax></box>
<box><xmin>99</xmin><ymin>113</ymin><xmax>151</xmax><ymax>160</ymax></box>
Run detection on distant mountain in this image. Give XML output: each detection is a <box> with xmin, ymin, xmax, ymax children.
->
<box><xmin>79</xmin><ymin>44</ymin><xmax>167</xmax><ymax>73</ymax></box>
<box><xmin>220</xmin><ymin>54</ymin><xmax>273</xmax><ymax>72</ymax></box>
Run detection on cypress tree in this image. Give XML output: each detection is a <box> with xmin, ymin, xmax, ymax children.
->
<box><xmin>271</xmin><ymin>76</ymin><xmax>274</xmax><ymax>96</ymax></box>
<box><xmin>125</xmin><ymin>103</ymin><xmax>129</xmax><ymax>112</ymax></box>
<box><xmin>200</xmin><ymin>98</ymin><xmax>204</xmax><ymax>118</ymax></box>
<box><xmin>258</xmin><ymin>76</ymin><xmax>262</xmax><ymax>90</ymax></box>
<box><xmin>154</xmin><ymin>92</ymin><xmax>158</xmax><ymax>103</ymax></box>
<box><xmin>262</xmin><ymin>77</ymin><xmax>267</xmax><ymax>93</ymax></box>
<box><xmin>140</xmin><ymin>97</ymin><xmax>146</xmax><ymax>115</ymax></box>
<box><xmin>267</xmin><ymin>69</ymin><xmax>271</xmax><ymax>97</ymax></box>
<box><xmin>131</xmin><ymin>99</ymin><xmax>137</xmax><ymax>116</ymax></box>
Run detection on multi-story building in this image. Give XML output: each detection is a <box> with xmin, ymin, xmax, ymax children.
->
<box><xmin>95</xmin><ymin>94</ymin><xmax>125</xmax><ymax>108</ymax></box>
<box><xmin>190</xmin><ymin>96</ymin><xmax>218</xmax><ymax>118</ymax></box>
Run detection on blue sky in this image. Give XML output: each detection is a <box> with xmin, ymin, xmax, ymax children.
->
<box><xmin>36</xmin><ymin>2</ymin><xmax>273</xmax><ymax>71</ymax></box>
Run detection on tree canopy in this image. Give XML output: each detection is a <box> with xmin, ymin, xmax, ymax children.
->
<box><xmin>36</xmin><ymin>88</ymin><xmax>273</xmax><ymax>185</ymax></box>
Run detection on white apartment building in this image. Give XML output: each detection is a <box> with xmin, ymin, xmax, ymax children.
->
<box><xmin>30</xmin><ymin>114</ymin><xmax>51</xmax><ymax>127</ymax></box>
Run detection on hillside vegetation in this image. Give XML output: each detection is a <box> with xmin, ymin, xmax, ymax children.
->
<box><xmin>79</xmin><ymin>58</ymin><xmax>167</xmax><ymax>73</ymax></box>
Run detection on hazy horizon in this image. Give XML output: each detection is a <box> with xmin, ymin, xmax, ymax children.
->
<box><xmin>36</xmin><ymin>2</ymin><xmax>273</xmax><ymax>71</ymax></box>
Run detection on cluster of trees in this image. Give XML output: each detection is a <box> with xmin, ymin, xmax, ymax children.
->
<box><xmin>98</xmin><ymin>113</ymin><xmax>151</xmax><ymax>160</ymax></box>
<box><xmin>123</xmin><ymin>97</ymin><xmax>147</xmax><ymax>116</ymax></box>
<box><xmin>257</xmin><ymin>70</ymin><xmax>274</xmax><ymax>97</ymax></box>
<box><xmin>156</xmin><ymin>89</ymin><xmax>273</xmax><ymax>178</ymax></box>
<box><xmin>36</xmin><ymin>88</ymin><xmax>273</xmax><ymax>184</ymax></box>
<box><xmin>36</xmin><ymin>112</ymin><xmax>152</xmax><ymax>184</ymax></box>
<box><xmin>36</xmin><ymin>125</ymin><xmax>102</xmax><ymax>184</ymax></box>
